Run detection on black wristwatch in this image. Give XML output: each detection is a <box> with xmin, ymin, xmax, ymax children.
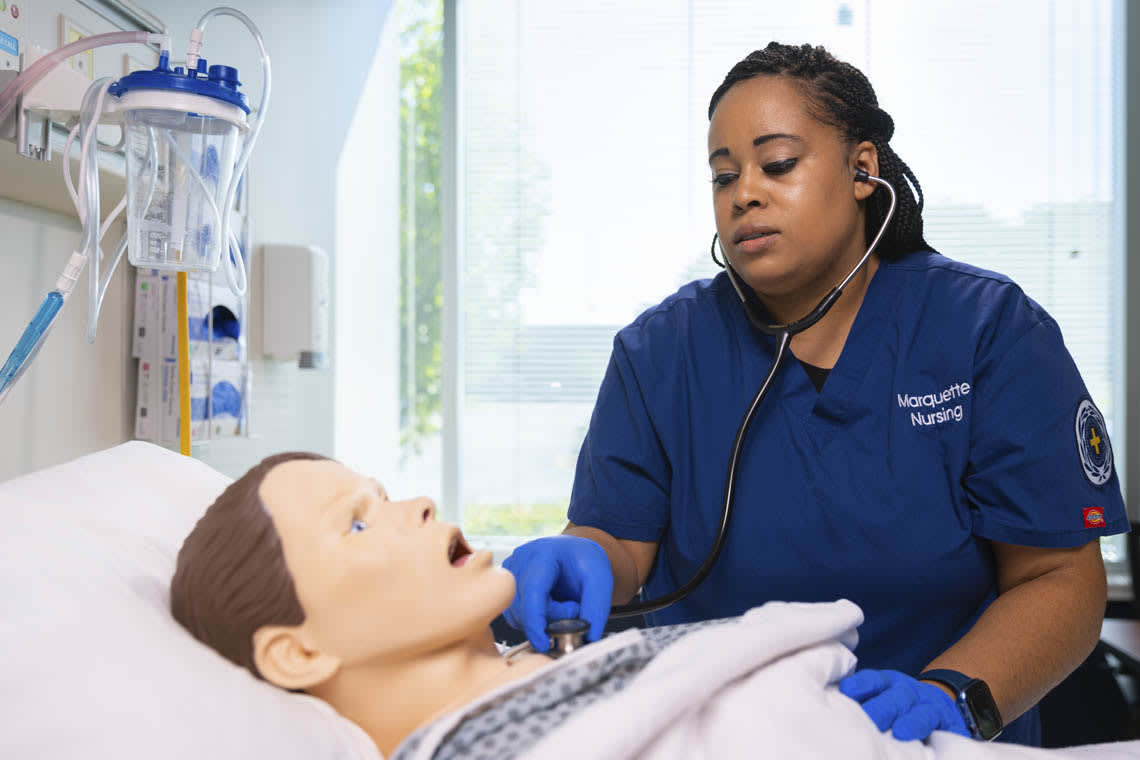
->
<box><xmin>919</xmin><ymin>669</ymin><xmax>1003</xmax><ymax>741</ymax></box>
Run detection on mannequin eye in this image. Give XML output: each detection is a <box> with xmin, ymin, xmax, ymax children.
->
<box><xmin>350</xmin><ymin>517</ymin><xmax>368</xmax><ymax>533</ymax></box>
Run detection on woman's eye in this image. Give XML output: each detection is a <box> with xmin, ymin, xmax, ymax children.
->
<box><xmin>764</xmin><ymin>158</ymin><xmax>797</xmax><ymax>175</ymax></box>
<box><xmin>350</xmin><ymin>518</ymin><xmax>368</xmax><ymax>533</ymax></box>
<box><xmin>711</xmin><ymin>173</ymin><xmax>737</xmax><ymax>188</ymax></box>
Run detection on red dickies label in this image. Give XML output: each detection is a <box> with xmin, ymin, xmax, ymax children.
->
<box><xmin>1083</xmin><ymin>507</ymin><xmax>1106</xmax><ymax>528</ymax></box>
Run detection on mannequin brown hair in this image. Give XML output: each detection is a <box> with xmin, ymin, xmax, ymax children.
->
<box><xmin>170</xmin><ymin>452</ymin><xmax>330</xmax><ymax>679</ymax></box>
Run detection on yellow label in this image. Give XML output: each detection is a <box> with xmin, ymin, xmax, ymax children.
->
<box><xmin>65</xmin><ymin>23</ymin><xmax>94</xmax><ymax>80</ymax></box>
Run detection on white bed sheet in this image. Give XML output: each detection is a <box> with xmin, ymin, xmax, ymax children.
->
<box><xmin>517</xmin><ymin>600</ymin><xmax>1140</xmax><ymax>760</ymax></box>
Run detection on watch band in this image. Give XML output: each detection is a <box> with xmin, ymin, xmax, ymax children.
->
<box><xmin>919</xmin><ymin>668</ymin><xmax>974</xmax><ymax>693</ymax></box>
<box><xmin>918</xmin><ymin>669</ymin><xmax>1004</xmax><ymax>741</ymax></box>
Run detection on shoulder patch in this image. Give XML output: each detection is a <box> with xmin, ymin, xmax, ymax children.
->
<box><xmin>1074</xmin><ymin>398</ymin><xmax>1113</xmax><ymax>487</ymax></box>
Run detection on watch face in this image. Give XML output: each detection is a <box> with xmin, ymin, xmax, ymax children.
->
<box><xmin>964</xmin><ymin>681</ymin><xmax>1003</xmax><ymax>740</ymax></box>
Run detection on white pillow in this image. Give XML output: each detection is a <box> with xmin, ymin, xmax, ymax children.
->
<box><xmin>0</xmin><ymin>442</ymin><xmax>382</xmax><ymax>760</ymax></box>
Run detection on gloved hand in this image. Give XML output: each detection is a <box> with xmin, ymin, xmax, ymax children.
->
<box><xmin>838</xmin><ymin>669</ymin><xmax>970</xmax><ymax>741</ymax></box>
<box><xmin>502</xmin><ymin>535</ymin><xmax>614</xmax><ymax>653</ymax></box>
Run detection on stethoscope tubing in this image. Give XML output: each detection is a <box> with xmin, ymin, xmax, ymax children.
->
<box><xmin>609</xmin><ymin>328</ymin><xmax>792</xmax><ymax>617</ymax></box>
<box><xmin>608</xmin><ymin>171</ymin><xmax>897</xmax><ymax>619</ymax></box>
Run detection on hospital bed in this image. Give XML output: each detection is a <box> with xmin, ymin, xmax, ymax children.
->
<box><xmin>2</xmin><ymin>443</ymin><xmax>1138</xmax><ymax>759</ymax></box>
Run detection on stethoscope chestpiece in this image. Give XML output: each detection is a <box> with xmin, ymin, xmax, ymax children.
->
<box><xmin>545</xmin><ymin>618</ymin><xmax>590</xmax><ymax>658</ymax></box>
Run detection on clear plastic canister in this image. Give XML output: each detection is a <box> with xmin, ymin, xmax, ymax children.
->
<box><xmin>122</xmin><ymin>108</ymin><xmax>244</xmax><ymax>272</ymax></box>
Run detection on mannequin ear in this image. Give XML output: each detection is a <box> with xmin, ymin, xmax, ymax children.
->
<box><xmin>252</xmin><ymin>625</ymin><xmax>341</xmax><ymax>690</ymax></box>
<box><xmin>852</xmin><ymin>140</ymin><xmax>880</xmax><ymax>202</ymax></box>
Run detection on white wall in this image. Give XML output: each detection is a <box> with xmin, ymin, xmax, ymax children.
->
<box><xmin>333</xmin><ymin>14</ymin><xmax>400</xmax><ymax>480</ymax></box>
<box><xmin>0</xmin><ymin>0</ymin><xmax>396</xmax><ymax>481</ymax></box>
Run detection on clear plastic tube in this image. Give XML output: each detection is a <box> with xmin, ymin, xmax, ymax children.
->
<box><xmin>100</xmin><ymin>236</ymin><xmax>128</xmax><ymax>298</ymax></box>
<box><xmin>0</xmin><ymin>31</ymin><xmax>165</xmax><ymax>125</ymax></box>
<box><xmin>162</xmin><ymin>129</ymin><xmax>225</xmax><ymax>229</ymax></box>
<box><xmin>63</xmin><ymin>120</ymin><xmax>126</xmax><ymax>243</ymax></box>
<box><xmin>99</xmin><ymin>195</ymin><xmax>127</xmax><ymax>243</ymax></box>
<box><xmin>63</xmin><ymin>123</ymin><xmax>80</xmax><ymax>206</ymax></box>
<box><xmin>62</xmin><ymin>113</ymin><xmax>129</xmax><ymax>341</ymax></box>
<box><xmin>76</xmin><ymin>80</ymin><xmax>109</xmax><ymax>259</ymax></box>
<box><xmin>103</xmin><ymin>125</ymin><xmax>160</xmax><ymax>316</ymax></box>
<box><xmin>193</xmin><ymin>7</ymin><xmax>271</xmax><ymax>297</ymax></box>
<box><xmin>156</xmin><ymin>127</ymin><xmax>242</xmax><ymax>292</ymax></box>
<box><xmin>225</xmin><ymin>228</ymin><xmax>247</xmax><ymax>294</ymax></box>
<box><xmin>79</xmin><ymin>79</ymin><xmax>114</xmax><ymax>342</ymax></box>
<box><xmin>140</xmin><ymin>126</ymin><xmax>160</xmax><ymax>230</ymax></box>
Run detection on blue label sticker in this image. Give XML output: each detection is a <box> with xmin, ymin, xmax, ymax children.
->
<box><xmin>0</xmin><ymin>30</ymin><xmax>17</xmax><ymax>58</ymax></box>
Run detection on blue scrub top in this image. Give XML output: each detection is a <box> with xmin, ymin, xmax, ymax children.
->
<box><xmin>568</xmin><ymin>251</ymin><xmax>1128</xmax><ymax>746</ymax></box>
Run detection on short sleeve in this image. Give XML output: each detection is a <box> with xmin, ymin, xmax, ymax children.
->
<box><xmin>567</xmin><ymin>335</ymin><xmax>671</xmax><ymax>542</ymax></box>
<box><xmin>965</xmin><ymin>317</ymin><xmax>1128</xmax><ymax>547</ymax></box>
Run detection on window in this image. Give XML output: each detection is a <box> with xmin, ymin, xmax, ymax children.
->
<box><xmin>348</xmin><ymin>1</ymin><xmax>1126</xmax><ymax>577</ymax></box>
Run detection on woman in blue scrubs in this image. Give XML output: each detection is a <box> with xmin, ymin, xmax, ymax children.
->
<box><xmin>502</xmin><ymin>43</ymin><xmax>1128</xmax><ymax>746</ymax></box>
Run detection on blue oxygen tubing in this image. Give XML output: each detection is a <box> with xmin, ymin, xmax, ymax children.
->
<box><xmin>0</xmin><ymin>293</ymin><xmax>64</xmax><ymax>407</ymax></box>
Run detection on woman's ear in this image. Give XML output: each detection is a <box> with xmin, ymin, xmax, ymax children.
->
<box><xmin>252</xmin><ymin>625</ymin><xmax>341</xmax><ymax>690</ymax></box>
<box><xmin>852</xmin><ymin>140</ymin><xmax>880</xmax><ymax>202</ymax></box>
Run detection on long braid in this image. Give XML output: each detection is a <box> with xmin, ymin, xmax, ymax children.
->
<box><xmin>708</xmin><ymin>43</ymin><xmax>933</xmax><ymax>260</ymax></box>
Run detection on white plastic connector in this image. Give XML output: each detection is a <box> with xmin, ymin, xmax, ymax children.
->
<box><xmin>148</xmin><ymin>33</ymin><xmax>173</xmax><ymax>54</ymax></box>
<box><xmin>185</xmin><ymin>28</ymin><xmax>205</xmax><ymax>72</ymax></box>
<box><xmin>56</xmin><ymin>251</ymin><xmax>88</xmax><ymax>297</ymax></box>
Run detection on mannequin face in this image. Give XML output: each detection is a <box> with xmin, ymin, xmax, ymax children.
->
<box><xmin>257</xmin><ymin>459</ymin><xmax>516</xmax><ymax>673</ymax></box>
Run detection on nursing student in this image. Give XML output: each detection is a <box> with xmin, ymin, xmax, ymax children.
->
<box><xmin>502</xmin><ymin>42</ymin><xmax>1128</xmax><ymax>746</ymax></box>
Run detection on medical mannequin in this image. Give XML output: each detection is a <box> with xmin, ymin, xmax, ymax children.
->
<box><xmin>170</xmin><ymin>453</ymin><xmax>552</xmax><ymax>757</ymax></box>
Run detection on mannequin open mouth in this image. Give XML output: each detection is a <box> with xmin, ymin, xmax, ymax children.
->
<box><xmin>448</xmin><ymin>532</ymin><xmax>473</xmax><ymax>567</ymax></box>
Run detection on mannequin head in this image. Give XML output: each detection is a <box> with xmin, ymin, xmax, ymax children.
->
<box><xmin>170</xmin><ymin>453</ymin><xmax>517</xmax><ymax>690</ymax></box>
<box><xmin>170</xmin><ymin>452</ymin><xmax>320</xmax><ymax>677</ymax></box>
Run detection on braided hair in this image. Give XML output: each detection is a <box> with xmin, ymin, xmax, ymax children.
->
<box><xmin>708</xmin><ymin>42</ymin><xmax>933</xmax><ymax>260</ymax></box>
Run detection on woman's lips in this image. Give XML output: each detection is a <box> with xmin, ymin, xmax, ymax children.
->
<box><xmin>737</xmin><ymin>232</ymin><xmax>778</xmax><ymax>254</ymax></box>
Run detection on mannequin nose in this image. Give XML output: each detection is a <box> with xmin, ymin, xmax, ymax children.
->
<box><xmin>417</xmin><ymin>498</ymin><xmax>437</xmax><ymax>523</ymax></box>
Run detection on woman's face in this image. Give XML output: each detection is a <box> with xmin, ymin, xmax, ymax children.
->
<box><xmin>708</xmin><ymin>75</ymin><xmax>876</xmax><ymax>303</ymax></box>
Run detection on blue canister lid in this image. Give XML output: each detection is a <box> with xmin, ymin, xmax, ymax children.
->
<box><xmin>108</xmin><ymin>51</ymin><xmax>250</xmax><ymax>114</ymax></box>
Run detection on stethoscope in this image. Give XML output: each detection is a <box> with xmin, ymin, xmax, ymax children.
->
<box><xmin>507</xmin><ymin>169</ymin><xmax>897</xmax><ymax>660</ymax></box>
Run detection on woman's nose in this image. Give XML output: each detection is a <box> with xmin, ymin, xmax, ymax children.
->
<box><xmin>732</xmin><ymin>166</ymin><xmax>768</xmax><ymax>210</ymax></box>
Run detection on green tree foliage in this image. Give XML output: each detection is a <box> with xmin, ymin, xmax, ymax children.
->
<box><xmin>398</xmin><ymin>0</ymin><xmax>443</xmax><ymax>453</ymax></box>
<box><xmin>398</xmin><ymin>1</ymin><xmax>560</xmax><ymax>536</ymax></box>
<box><xmin>462</xmin><ymin>501</ymin><xmax>568</xmax><ymax>537</ymax></box>
<box><xmin>398</xmin><ymin>0</ymin><xmax>552</xmax><ymax>454</ymax></box>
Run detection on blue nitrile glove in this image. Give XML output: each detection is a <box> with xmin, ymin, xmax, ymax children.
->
<box><xmin>502</xmin><ymin>535</ymin><xmax>614</xmax><ymax>653</ymax></box>
<box><xmin>839</xmin><ymin>669</ymin><xmax>970</xmax><ymax>741</ymax></box>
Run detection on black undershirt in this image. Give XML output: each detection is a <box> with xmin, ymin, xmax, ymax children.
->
<box><xmin>799</xmin><ymin>360</ymin><xmax>832</xmax><ymax>392</ymax></box>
